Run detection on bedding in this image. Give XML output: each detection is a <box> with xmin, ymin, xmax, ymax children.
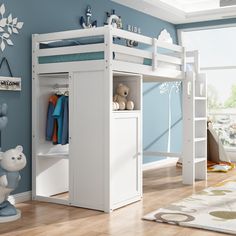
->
<box><xmin>39</xmin><ymin>37</ymin><xmax>104</xmax><ymax>49</ymax></box>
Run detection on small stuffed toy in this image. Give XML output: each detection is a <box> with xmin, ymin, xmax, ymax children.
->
<box><xmin>0</xmin><ymin>145</ymin><xmax>26</xmax><ymax>216</ymax></box>
<box><xmin>113</xmin><ymin>83</ymin><xmax>134</xmax><ymax>110</ymax></box>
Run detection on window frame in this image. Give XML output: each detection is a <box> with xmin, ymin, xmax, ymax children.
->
<box><xmin>178</xmin><ymin>24</ymin><xmax>236</xmax><ymax>152</ymax></box>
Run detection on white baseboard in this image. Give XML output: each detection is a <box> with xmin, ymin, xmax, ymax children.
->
<box><xmin>8</xmin><ymin>191</ymin><xmax>32</xmax><ymax>205</ymax></box>
<box><xmin>143</xmin><ymin>158</ymin><xmax>178</xmax><ymax>171</ymax></box>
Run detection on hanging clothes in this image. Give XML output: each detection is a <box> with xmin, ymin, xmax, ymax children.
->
<box><xmin>61</xmin><ymin>96</ymin><xmax>69</xmax><ymax>145</ymax></box>
<box><xmin>46</xmin><ymin>94</ymin><xmax>58</xmax><ymax>143</ymax></box>
<box><xmin>52</xmin><ymin>95</ymin><xmax>69</xmax><ymax>145</ymax></box>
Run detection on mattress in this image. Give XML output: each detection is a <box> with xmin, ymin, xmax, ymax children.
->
<box><xmin>39</xmin><ymin>37</ymin><xmax>104</xmax><ymax>49</ymax></box>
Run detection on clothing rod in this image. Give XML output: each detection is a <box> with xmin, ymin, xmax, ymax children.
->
<box><xmin>53</xmin><ymin>83</ymin><xmax>69</xmax><ymax>89</ymax></box>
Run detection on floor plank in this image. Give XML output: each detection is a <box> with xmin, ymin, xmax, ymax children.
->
<box><xmin>1</xmin><ymin>165</ymin><xmax>235</xmax><ymax>236</ymax></box>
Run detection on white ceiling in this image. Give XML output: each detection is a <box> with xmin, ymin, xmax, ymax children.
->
<box><xmin>159</xmin><ymin>0</ymin><xmax>219</xmax><ymax>12</ymax></box>
<box><xmin>112</xmin><ymin>0</ymin><xmax>236</xmax><ymax>24</ymax></box>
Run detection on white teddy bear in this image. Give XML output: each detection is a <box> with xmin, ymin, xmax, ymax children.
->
<box><xmin>0</xmin><ymin>145</ymin><xmax>26</xmax><ymax>216</ymax></box>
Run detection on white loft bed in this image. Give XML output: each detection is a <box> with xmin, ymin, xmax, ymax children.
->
<box><xmin>32</xmin><ymin>25</ymin><xmax>207</xmax><ymax>212</ymax></box>
<box><xmin>33</xmin><ymin>25</ymin><xmax>186</xmax><ymax>80</ymax></box>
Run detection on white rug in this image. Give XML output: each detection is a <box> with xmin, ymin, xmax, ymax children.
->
<box><xmin>143</xmin><ymin>178</ymin><xmax>236</xmax><ymax>235</ymax></box>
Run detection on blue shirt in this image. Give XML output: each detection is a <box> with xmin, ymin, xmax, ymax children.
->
<box><xmin>53</xmin><ymin>96</ymin><xmax>64</xmax><ymax>144</ymax></box>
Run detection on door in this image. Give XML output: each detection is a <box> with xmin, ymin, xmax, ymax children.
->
<box><xmin>111</xmin><ymin>112</ymin><xmax>142</xmax><ymax>208</ymax></box>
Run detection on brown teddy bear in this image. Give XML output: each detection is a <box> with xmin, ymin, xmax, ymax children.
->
<box><xmin>113</xmin><ymin>83</ymin><xmax>134</xmax><ymax>110</ymax></box>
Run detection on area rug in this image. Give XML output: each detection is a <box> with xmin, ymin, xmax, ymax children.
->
<box><xmin>143</xmin><ymin>178</ymin><xmax>236</xmax><ymax>235</ymax></box>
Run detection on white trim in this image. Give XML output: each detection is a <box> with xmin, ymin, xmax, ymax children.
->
<box><xmin>177</xmin><ymin>23</ymin><xmax>236</xmax><ymax>47</ymax></box>
<box><xmin>143</xmin><ymin>158</ymin><xmax>178</xmax><ymax>171</ymax></box>
<box><xmin>8</xmin><ymin>191</ymin><xmax>32</xmax><ymax>205</ymax></box>
<box><xmin>144</xmin><ymin>151</ymin><xmax>181</xmax><ymax>158</ymax></box>
<box><xmin>178</xmin><ymin>23</ymin><xmax>236</xmax><ymax>33</ymax></box>
<box><xmin>111</xmin><ymin>0</ymin><xmax>236</xmax><ymax>24</ymax></box>
<box><xmin>201</xmin><ymin>66</ymin><xmax>236</xmax><ymax>70</ymax></box>
<box><xmin>33</xmin><ymin>195</ymin><xmax>69</xmax><ymax>206</ymax></box>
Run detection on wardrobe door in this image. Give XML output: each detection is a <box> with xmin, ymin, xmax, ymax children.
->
<box><xmin>69</xmin><ymin>70</ymin><xmax>107</xmax><ymax>211</ymax></box>
<box><xmin>111</xmin><ymin>112</ymin><xmax>142</xmax><ymax>209</ymax></box>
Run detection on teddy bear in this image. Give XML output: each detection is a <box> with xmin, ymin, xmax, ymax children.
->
<box><xmin>113</xmin><ymin>83</ymin><xmax>134</xmax><ymax>110</ymax></box>
<box><xmin>0</xmin><ymin>103</ymin><xmax>8</xmax><ymax>132</ymax></box>
<box><xmin>0</xmin><ymin>145</ymin><xmax>26</xmax><ymax>216</ymax></box>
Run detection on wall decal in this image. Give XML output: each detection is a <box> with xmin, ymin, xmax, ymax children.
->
<box><xmin>126</xmin><ymin>24</ymin><xmax>141</xmax><ymax>47</ymax></box>
<box><xmin>80</xmin><ymin>5</ymin><xmax>97</xmax><ymax>29</ymax></box>
<box><xmin>0</xmin><ymin>4</ymin><xmax>24</xmax><ymax>52</ymax></box>
<box><xmin>160</xmin><ymin>81</ymin><xmax>181</xmax><ymax>152</ymax></box>
<box><xmin>105</xmin><ymin>10</ymin><xmax>122</xmax><ymax>29</ymax></box>
<box><xmin>157</xmin><ymin>29</ymin><xmax>173</xmax><ymax>44</ymax></box>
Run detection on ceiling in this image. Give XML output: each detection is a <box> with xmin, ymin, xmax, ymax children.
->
<box><xmin>112</xmin><ymin>0</ymin><xmax>236</xmax><ymax>24</ymax></box>
<box><xmin>160</xmin><ymin>0</ymin><xmax>219</xmax><ymax>12</ymax></box>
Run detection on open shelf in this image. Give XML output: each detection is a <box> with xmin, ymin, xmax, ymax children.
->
<box><xmin>113</xmin><ymin>71</ymin><xmax>142</xmax><ymax>111</ymax></box>
<box><xmin>112</xmin><ymin>110</ymin><xmax>141</xmax><ymax>113</ymax></box>
<box><xmin>33</xmin><ymin>73</ymin><xmax>70</xmax><ymax>202</ymax></box>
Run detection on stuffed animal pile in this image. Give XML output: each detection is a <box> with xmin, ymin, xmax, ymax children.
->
<box><xmin>113</xmin><ymin>83</ymin><xmax>134</xmax><ymax>110</ymax></box>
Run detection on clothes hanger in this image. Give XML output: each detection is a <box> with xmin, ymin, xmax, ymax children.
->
<box><xmin>64</xmin><ymin>90</ymin><xmax>69</xmax><ymax>96</ymax></box>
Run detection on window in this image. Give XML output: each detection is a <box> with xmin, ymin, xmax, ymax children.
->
<box><xmin>181</xmin><ymin>26</ymin><xmax>236</xmax><ymax>150</ymax></box>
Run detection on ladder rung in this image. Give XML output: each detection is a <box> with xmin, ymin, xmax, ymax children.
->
<box><xmin>195</xmin><ymin>117</ymin><xmax>207</xmax><ymax>121</ymax></box>
<box><xmin>195</xmin><ymin>97</ymin><xmax>206</xmax><ymax>100</ymax></box>
<box><xmin>194</xmin><ymin>137</ymin><xmax>206</xmax><ymax>142</ymax></box>
<box><xmin>194</xmin><ymin>157</ymin><xmax>206</xmax><ymax>163</ymax></box>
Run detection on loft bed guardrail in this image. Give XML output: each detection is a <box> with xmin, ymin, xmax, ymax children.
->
<box><xmin>32</xmin><ymin>26</ymin><xmax>187</xmax><ymax>80</ymax></box>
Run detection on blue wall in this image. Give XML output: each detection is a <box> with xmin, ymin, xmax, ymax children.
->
<box><xmin>0</xmin><ymin>0</ymin><xmax>180</xmax><ymax>194</ymax></box>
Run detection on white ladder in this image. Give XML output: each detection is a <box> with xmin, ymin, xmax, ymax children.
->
<box><xmin>182</xmin><ymin>70</ymin><xmax>207</xmax><ymax>185</ymax></box>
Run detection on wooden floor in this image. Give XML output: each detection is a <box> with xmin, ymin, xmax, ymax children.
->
<box><xmin>1</xmin><ymin>165</ymin><xmax>236</xmax><ymax>236</ymax></box>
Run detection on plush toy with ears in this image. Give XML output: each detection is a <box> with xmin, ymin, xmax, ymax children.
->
<box><xmin>0</xmin><ymin>145</ymin><xmax>26</xmax><ymax>216</ymax></box>
<box><xmin>113</xmin><ymin>83</ymin><xmax>134</xmax><ymax>110</ymax></box>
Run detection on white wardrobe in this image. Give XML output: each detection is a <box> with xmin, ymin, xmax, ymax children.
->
<box><xmin>32</xmin><ymin>70</ymin><xmax>142</xmax><ymax>212</ymax></box>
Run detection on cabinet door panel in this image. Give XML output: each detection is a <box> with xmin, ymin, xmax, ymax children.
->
<box><xmin>69</xmin><ymin>70</ymin><xmax>106</xmax><ymax>210</ymax></box>
<box><xmin>111</xmin><ymin>114</ymin><xmax>141</xmax><ymax>205</ymax></box>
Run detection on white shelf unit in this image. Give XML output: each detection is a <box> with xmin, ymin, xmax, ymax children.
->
<box><xmin>183</xmin><ymin>71</ymin><xmax>207</xmax><ymax>185</ymax></box>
